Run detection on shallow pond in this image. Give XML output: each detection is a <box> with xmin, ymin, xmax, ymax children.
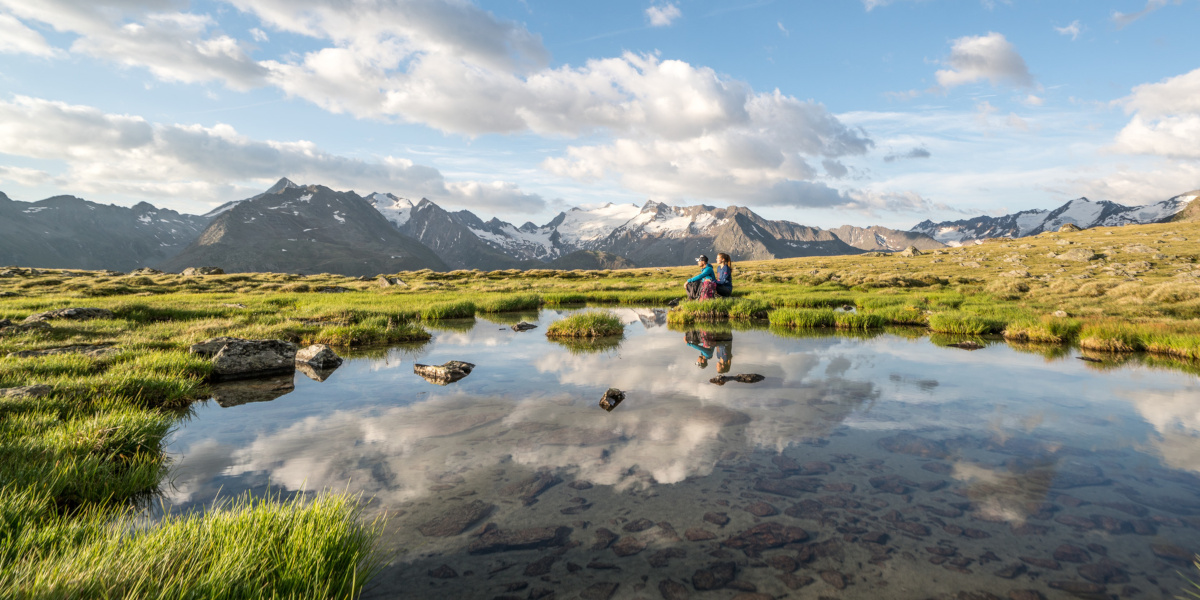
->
<box><xmin>164</xmin><ymin>308</ymin><xmax>1200</xmax><ymax>600</ymax></box>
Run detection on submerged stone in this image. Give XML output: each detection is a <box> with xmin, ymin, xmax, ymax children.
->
<box><xmin>417</xmin><ymin>500</ymin><xmax>494</xmax><ymax>537</ymax></box>
<box><xmin>413</xmin><ymin>360</ymin><xmax>475</xmax><ymax>385</ymax></box>
<box><xmin>467</xmin><ymin>525</ymin><xmax>571</xmax><ymax>554</ymax></box>
<box><xmin>599</xmin><ymin>388</ymin><xmax>624</xmax><ymax>411</ymax></box>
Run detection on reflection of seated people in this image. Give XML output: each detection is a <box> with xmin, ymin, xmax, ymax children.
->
<box><xmin>685</xmin><ymin>330</ymin><xmax>715</xmax><ymax>368</ymax></box>
<box><xmin>714</xmin><ymin>342</ymin><xmax>731</xmax><ymax>374</ymax></box>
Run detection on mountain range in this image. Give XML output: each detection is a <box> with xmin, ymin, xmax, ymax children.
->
<box><xmin>1</xmin><ymin>178</ymin><xmax>1195</xmax><ymax>274</ymax></box>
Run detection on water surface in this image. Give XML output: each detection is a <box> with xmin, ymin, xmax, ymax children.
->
<box><xmin>164</xmin><ymin>308</ymin><xmax>1200</xmax><ymax>599</ymax></box>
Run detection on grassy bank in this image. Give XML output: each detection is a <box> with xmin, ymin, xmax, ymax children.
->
<box><xmin>2</xmin><ymin>219</ymin><xmax>1200</xmax><ymax>596</ymax></box>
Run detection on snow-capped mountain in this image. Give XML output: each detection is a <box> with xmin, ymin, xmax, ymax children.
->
<box><xmin>366</xmin><ymin>192</ymin><xmax>415</xmax><ymax>229</ymax></box>
<box><xmin>827</xmin><ymin>225</ymin><xmax>944</xmax><ymax>252</ymax></box>
<box><xmin>912</xmin><ymin>192</ymin><xmax>1198</xmax><ymax>246</ymax></box>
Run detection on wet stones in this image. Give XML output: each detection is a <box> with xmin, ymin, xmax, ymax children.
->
<box><xmin>611</xmin><ymin>535</ymin><xmax>646</xmax><ymax>557</ymax></box>
<box><xmin>500</xmin><ymin>471</ymin><xmax>561</xmax><ymax>505</ymax></box>
<box><xmin>1150</xmin><ymin>543</ymin><xmax>1193</xmax><ymax>563</ymax></box>
<box><xmin>820</xmin><ymin>570</ymin><xmax>848</xmax><ymax>590</ymax></box>
<box><xmin>721</xmin><ymin>522</ymin><xmax>809</xmax><ymax>552</ymax></box>
<box><xmin>599</xmin><ymin>388</ymin><xmax>624</xmax><ymax>411</ymax></box>
<box><xmin>22</xmin><ymin>307</ymin><xmax>113</xmax><ymax>323</ymax></box>
<box><xmin>752</xmin><ymin>477</ymin><xmax>821</xmax><ymax>497</ymax></box>
<box><xmin>1019</xmin><ymin>557</ymin><xmax>1061</xmax><ymax>571</ymax></box>
<box><xmin>710</xmin><ymin>373</ymin><xmax>766</xmax><ymax>385</ymax></box>
<box><xmin>869</xmin><ymin>475</ymin><xmax>914</xmax><ymax>494</ymax></box>
<box><xmin>467</xmin><ymin>525</ymin><xmax>572</xmax><ymax>554</ymax></box>
<box><xmin>993</xmin><ymin>563</ymin><xmax>1027</xmax><ymax>579</ymax></box>
<box><xmin>622</xmin><ymin>518</ymin><xmax>655</xmax><ymax>533</ymax></box>
<box><xmin>947</xmin><ymin>341</ymin><xmax>984</xmax><ymax>350</ymax></box>
<box><xmin>579</xmin><ymin>582</ymin><xmax>619</xmax><ymax>600</ymax></box>
<box><xmin>413</xmin><ymin>360</ymin><xmax>475</xmax><ymax>385</ymax></box>
<box><xmin>685</xmin><ymin>528</ymin><xmax>716</xmax><ymax>541</ymax></box>
<box><xmin>591</xmin><ymin>528</ymin><xmax>617</xmax><ymax>550</ymax></box>
<box><xmin>658</xmin><ymin>579</ymin><xmax>689</xmax><ymax>600</ymax></box>
<box><xmin>1054</xmin><ymin>515</ymin><xmax>1097</xmax><ymax>530</ymax></box>
<box><xmin>765</xmin><ymin>555</ymin><xmax>798</xmax><ymax>572</ymax></box>
<box><xmin>744</xmin><ymin>502</ymin><xmax>779</xmax><ymax>517</ymax></box>
<box><xmin>778</xmin><ymin>573</ymin><xmax>815</xmax><ymax>590</ymax></box>
<box><xmin>647</xmin><ymin>548</ymin><xmax>687</xmax><ymax>568</ymax></box>
<box><xmin>511</xmin><ymin>322</ymin><xmax>537</xmax><ymax>332</ymax></box>
<box><xmin>703</xmin><ymin>512</ymin><xmax>730</xmax><ymax>526</ymax></box>
<box><xmin>417</xmin><ymin>500</ymin><xmax>495</xmax><ymax>537</ymax></box>
<box><xmin>523</xmin><ymin>555</ymin><xmax>557</xmax><ymax>576</ymax></box>
<box><xmin>878</xmin><ymin>433</ymin><xmax>950</xmax><ymax>458</ymax></box>
<box><xmin>1049</xmin><ymin>461</ymin><xmax>1110</xmax><ymax>489</ymax></box>
<box><xmin>691</xmin><ymin>561</ymin><xmax>736</xmax><ymax>591</ymax></box>
<box><xmin>892</xmin><ymin>521</ymin><xmax>931</xmax><ymax>537</ymax></box>
<box><xmin>1047</xmin><ymin>581</ymin><xmax>1105</xmax><ymax>594</ymax></box>
<box><xmin>1077</xmin><ymin>560</ymin><xmax>1129</xmax><ymax>584</ymax></box>
<box><xmin>1006</xmin><ymin>591</ymin><xmax>1045</xmax><ymax>600</ymax></box>
<box><xmin>428</xmin><ymin>564</ymin><xmax>458</xmax><ymax>578</ymax></box>
<box><xmin>1052</xmin><ymin>544</ymin><xmax>1090</xmax><ymax>563</ymax></box>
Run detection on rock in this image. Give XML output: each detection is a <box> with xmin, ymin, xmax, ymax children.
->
<box><xmin>703</xmin><ymin>512</ymin><xmax>730</xmax><ymax>526</ymax></box>
<box><xmin>1049</xmin><ymin>461</ymin><xmax>1109</xmax><ymax>489</ymax></box>
<box><xmin>207</xmin><ymin>339</ymin><xmax>298</xmax><ymax>380</ymax></box>
<box><xmin>765</xmin><ymin>555</ymin><xmax>797</xmax><ymax>572</ymax></box>
<box><xmin>428</xmin><ymin>564</ymin><xmax>458</xmax><ymax>578</ymax></box>
<box><xmin>591</xmin><ymin>528</ymin><xmax>618</xmax><ymax>550</ymax></box>
<box><xmin>296</xmin><ymin>362</ymin><xmax>338</xmax><ymax>382</ymax></box>
<box><xmin>188</xmin><ymin>337</ymin><xmax>243</xmax><ymax>357</ymax></box>
<box><xmin>993</xmin><ymin>563</ymin><xmax>1027</xmax><ymax>579</ymax></box>
<box><xmin>778</xmin><ymin>573</ymin><xmax>815</xmax><ymax>590</ymax></box>
<box><xmin>1078</xmin><ymin>560</ymin><xmax>1129</xmax><ymax>584</ymax></box>
<box><xmin>511</xmin><ymin>322</ymin><xmax>537</xmax><ymax>332</ymax></box>
<box><xmin>579</xmin><ymin>582</ymin><xmax>619</xmax><ymax>600</ymax></box>
<box><xmin>1123</xmin><ymin>244</ymin><xmax>1157</xmax><ymax>253</ymax></box>
<box><xmin>7</xmin><ymin>344</ymin><xmax>120</xmax><ymax>359</ymax></box>
<box><xmin>899</xmin><ymin>246</ymin><xmax>922</xmax><ymax>257</ymax></box>
<box><xmin>599</xmin><ymin>388</ymin><xmax>624</xmax><ymax>411</ymax></box>
<box><xmin>209</xmin><ymin>374</ymin><xmax>295</xmax><ymax>407</ymax></box>
<box><xmin>181</xmin><ymin>266</ymin><xmax>224</xmax><ymax>276</ymax></box>
<box><xmin>467</xmin><ymin>525</ymin><xmax>571</xmax><ymax>554</ymax></box>
<box><xmin>1150</xmin><ymin>543</ymin><xmax>1193</xmax><ymax>563</ymax></box>
<box><xmin>1019</xmin><ymin>557</ymin><xmax>1061</xmax><ymax>570</ymax></box>
<box><xmin>745</xmin><ymin>502</ymin><xmax>779</xmax><ymax>517</ymax></box>
<box><xmin>569</xmin><ymin>480</ymin><xmax>593</xmax><ymax>490</ymax></box>
<box><xmin>658</xmin><ymin>579</ymin><xmax>690</xmax><ymax>600</ymax></box>
<box><xmin>22</xmin><ymin>307</ymin><xmax>113</xmax><ymax>323</ymax></box>
<box><xmin>685</xmin><ymin>528</ymin><xmax>716</xmax><ymax>541</ymax></box>
<box><xmin>691</xmin><ymin>561</ymin><xmax>736</xmax><ymax>591</ymax></box>
<box><xmin>862</xmin><ymin>531</ymin><xmax>889</xmax><ymax>545</ymax></box>
<box><xmin>1047</xmin><ymin>581</ymin><xmax>1105</xmax><ymax>594</ymax></box>
<box><xmin>752</xmin><ymin>478</ymin><xmax>821</xmax><ymax>497</ymax></box>
<box><xmin>0</xmin><ymin>385</ymin><xmax>52</xmax><ymax>399</ymax></box>
<box><xmin>1058</xmin><ymin>223</ymin><xmax>1083</xmax><ymax>232</ymax></box>
<box><xmin>130</xmin><ymin>267</ymin><xmax>163</xmax><ymax>275</ymax></box>
<box><xmin>647</xmin><ymin>548</ymin><xmax>687</xmax><ymax>568</ymax></box>
<box><xmin>413</xmin><ymin>360</ymin><xmax>475</xmax><ymax>385</ymax></box>
<box><xmin>710</xmin><ymin>373</ymin><xmax>765</xmax><ymax>385</ymax></box>
<box><xmin>1058</xmin><ymin>248</ymin><xmax>1097</xmax><ymax>262</ymax></box>
<box><xmin>524</xmin><ymin>555</ymin><xmax>557</xmax><ymax>576</ymax></box>
<box><xmin>315</xmin><ymin>286</ymin><xmax>349</xmax><ymax>293</ymax></box>
<box><xmin>417</xmin><ymin>501</ymin><xmax>495</xmax><ymax>537</ymax></box>
<box><xmin>623</xmin><ymin>518</ymin><xmax>655</xmax><ymax>533</ymax></box>
<box><xmin>820</xmin><ymin>570</ymin><xmax>847</xmax><ymax>590</ymax></box>
<box><xmin>722</xmin><ymin>523</ymin><xmax>808</xmax><ymax>552</ymax></box>
<box><xmin>295</xmin><ymin>344</ymin><xmax>343</xmax><ymax>369</ymax></box>
<box><xmin>893</xmin><ymin>522</ymin><xmax>931</xmax><ymax>537</ymax></box>
<box><xmin>1052</xmin><ymin>310</ymin><xmax>1069</xmax><ymax>318</ymax></box>
<box><xmin>377</xmin><ymin>277</ymin><xmax>407</xmax><ymax>287</ymax></box>
<box><xmin>1053</xmin><ymin>545</ymin><xmax>1090</xmax><ymax>563</ymax></box>
<box><xmin>947</xmin><ymin>341</ymin><xmax>984</xmax><ymax>350</ymax></box>
<box><xmin>611</xmin><ymin>536</ymin><xmax>646</xmax><ymax>557</ymax></box>
<box><xmin>500</xmin><ymin>472</ymin><xmax>561</xmax><ymax>505</ymax></box>
<box><xmin>878</xmin><ymin>433</ymin><xmax>949</xmax><ymax>458</ymax></box>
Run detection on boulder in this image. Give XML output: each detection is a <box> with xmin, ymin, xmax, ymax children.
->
<box><xmin>191</xmin><ymin>338</ymin><xmax>297</xmax><ymax>380</ymax></box>
<box><xmin>710</xmin><ymin>373</ymin><xmax>766</xmax><ymax>385</ymax></box>
<box><xmin>377</xmin><ymin>277</ymin><xmax>408</xmax><ymax>288</ymax></box>
<box><xmin>511</xmin><ymin>322</ymin><xmax>538</xmax><ymax>332</ymax></box>
<box><xmin>899</xmin><ymin>246</ymin><xmax>922</xmax><ymax>257</ymax></box>
<box><xmin>1058</xmin><ymin>248</ymin><xmax>1097</xmax><ymax>262</ymax></box>
<box><xmin>0</xmin><ymin>385</ymin><xmax>52</xmax><ymax>399</ymax></box>
<box><xmin>947</xmin><ymin>341</ymin><xmax>984</xmax><ymax>350</ymax></box>
<box><xmin>7</xmin><ymin>344</ymin><xmax>120</xmax><ymax>359</ymax></box>
<box><xmin>316</xmin><ymin>286</ymin><xmax>349</xmax><ymax>293</ymax></box>
<box><xmin>181</xmin><ymin>266</ymin><xmax>224</xmax><ymax>276</ymax></box>
<box><xmin>130</xmin><ymin>268</ymin><xmax>163</xmax><ymax>275</ymax></box>
<box><xmin>209</xmin><ymin>374</ymin><xmax>295</xmax><ymax>407</ymax></box>
<box><xmin>296</xmin><ymin>344</ymin><xmax>343</xmax><ymax>369</ymax></box>
<box><xmin>414</xmin><ymin>360</ymin><xmax>475</xmax><ymax>385</ymax></box>
<box><xmin>22</xmin><ymin>307</ymin><xmax>114</xmax><ymax>323</ymax></box>
<box><xmin>1058</xmin><ymin>223</ymin><xmax>1083</xmax><ymax>232</ymax></box>
<box><xmin>599</xmin><ymin>388</ymin><xmax>624</xmax><ymax>411</ymax></box>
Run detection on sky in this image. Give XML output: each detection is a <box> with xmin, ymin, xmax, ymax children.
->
<box><xmin>0</xmin><ymin>0</ymin><xmax>1197</xmax><ymax>229</ymax></box>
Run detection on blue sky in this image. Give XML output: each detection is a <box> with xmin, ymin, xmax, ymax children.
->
<box><xmin>0</xmin><ymin>0</ymin><xmax>1197</xmax><ymax>229</ymax></box>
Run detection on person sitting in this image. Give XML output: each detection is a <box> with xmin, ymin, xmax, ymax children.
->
<box><xmin>714</xmin><ymin>252</ymin><xmax>733</xmax><ymax>297</ymax></box>
<box><xmin>685</xmin><ymin>255</ymin><xmax>715</xmax><ymax>300</ymax></box>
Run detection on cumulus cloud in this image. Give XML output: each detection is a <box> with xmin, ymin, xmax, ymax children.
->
<box><xmin>645</xmin><ymin>2</ymin><xmax>681</xmax><ymax>27</ymax></box>
<box><xmin>883</xmin><ymin>147</ymin><xmax>931</xmax><ymax>162</ymax></box>
<box><xmin>1054</xmin><ymin>20</ymin><xmax>1082</xmax><ymax>41</ymax></box>
<box><xmin>1112</xmin><ymin>0</ymin><xmax>1180</xmax><ymax>28</ymax></box>
<box><xmin>0</xmin><ymin>11</ymin><xmax>63</xmax><ymax>57</ymax></box>
<box><xmin>0</xmin><ymin>96</ymin><xmax>546</xmax><ymax>213</ymax></box>
<box><xmin>935</xmin><ymin>32</ymin><xmax>1035</xmax><ymax>90</ymax></box>
<box><xmin>1114</xmin><ymin>67</ymin><xmax>1200</xmax><ymax>159</ymax></box>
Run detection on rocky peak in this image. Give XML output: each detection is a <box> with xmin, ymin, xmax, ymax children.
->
<box><xmin>264</xmin><ymin>177</ymin><xmax>300</xmax><ymax>194</ymax></box>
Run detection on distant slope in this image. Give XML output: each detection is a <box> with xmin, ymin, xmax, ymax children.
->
<box><xmin>161</xmin><ymin>181</ymin><xmax>446</xmax><ymax>275</ymax></box>
<box><xmin>1168</xmin><ymin>190</ymin><xmax>1200</xmax><ymax>223</ymax></box>
<box><xmin>544</xmin><ymin>251</ymin><xmax>638</xmax><ymax>270</ymax></box>
<box><xmin>0</xmin><ymin>191</ymin><xmax>209</xmax><ymax>270</ymax></box>
<box><xmin>389</xmin><ymin>198</ymin><xmax>525</xmax><ymax>270</ymax></box>
<box><xmin>912</xmin><ymin>193</ymin><xmax>1197</xmax><ymax>245</ymax></box>
<box><xmin>828</xmin><ymin>225</ymin><xmax>944</xmax><ymax>252</ymax></box>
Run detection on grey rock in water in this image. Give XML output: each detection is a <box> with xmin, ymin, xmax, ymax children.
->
<box><xmin>296</xmin><ymin>344</ymin><xmax>343</xmax><ymax>369</ymax></box>
<box><xmin>209</xmin><ymin>374</ymin><xmax>295</xmax><ymax>407</ymax></box>
<box><xmin>23</xmin><ymin>307</ymin><xmax>114</xmax><ymax>323</ymax></box>
<box><xmin>414</xmin><ymin>360</ymin><xmax>475</xmax><ymax>385</ymax></box>
<box><xmin>192</xmin><ymin>337</ymin><xmax>297</xmax><ymax>379</ymax></box>
<box><xmin>181</xmin><ymin>266</ymin><xmax>224</xmax><ymax>276</ymax></box>
<box><xmin>599</xmin><ymin>388</ymin><xmax>625</xmax><ymax>411</ymax></box>
<box><xmin>511</xmin><ymin>321</ymin><xmax>538</xmax><ymax>332</ymax></box>
<box><xmin>0</xmin><ymin>384</ymin><xmax>52</xmax><ymax>399</ymax></box>
<box><xmin>947</xmin><ymin>341</ymin><xmax>984</xmax><ymax>350</ymax></box>
<box><xmin>467</xmin><ymin>525</ymin><xmax>571</xmax><ymax>554</ymax></box>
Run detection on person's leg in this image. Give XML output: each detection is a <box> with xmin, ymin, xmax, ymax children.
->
<box><xmin>686</xmin><ymin>280</ymin><xmax>699</xmax><ymax>300</ymax></box>
<box><xmin>717</xmin><ymin>284</ymin><xmax>732</xmax><ymax>297</ymax></box>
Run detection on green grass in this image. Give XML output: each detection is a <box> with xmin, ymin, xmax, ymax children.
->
<box><xmin>927</xmin><ymin>311</ymin><xmax>1007</xmax><ymax>335</ymax></box>
<box><xmin>0</xmin><ymin>489</ymin><xmax>383</xmax><ymax>599</ymax></box>
<box><xmin>1003</xmin><ymin>316</ymin><xmax>1082</xmax><ymax>344</ymax></box>
<box><xmin>475</xmin><ymin>293</ymin><xmax>541</xmax><ymax>313</ymax></box>
<box><xmin>420</xmin><ymin>301</ymin><xmax>476</xmax><ymax>321</ymax></box>
<box><xmin>833</xmin><ymin>311</ymin><xmax>885</xmax><ymax>330</ymax></box>
<box><xmin>768</xmin><ymin>308</ymin><xmax>836</xmax><ymax>329</ymax></box>
<box><xmin>545</xmin><ymin>311</ymin><xmax>624</xmax><ymax>338</ymax></box>
<box><xmin>666</xmin><ymin>298</ymin><xmax>769</xmax><ymax>324</ymax></box>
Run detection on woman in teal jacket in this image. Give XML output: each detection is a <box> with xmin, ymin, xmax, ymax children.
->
<box><xmin>685</xmin><ymin>255</ymin><xmax>715</xmax><ymax>300</ymax></box>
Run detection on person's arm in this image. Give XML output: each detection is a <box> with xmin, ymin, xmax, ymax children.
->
<box><xmin>688</xmin><ymin>265</ymin><xmax>714</xmax><ymax>282</ymax></box>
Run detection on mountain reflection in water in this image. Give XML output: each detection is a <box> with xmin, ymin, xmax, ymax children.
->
<box><xmin>164</xmin><ymin>308</ymin><xmax>1200</xmax><ymax>600</ymax></box>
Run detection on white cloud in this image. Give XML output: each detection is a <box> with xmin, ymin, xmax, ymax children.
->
<box><xmin>1054</xmin><ymin>20</ymin><xmax>1082</xmax><ymax>41</ymax></box>
<box><xmin>1112</xmin><ymin>0</ymin><xmax>1180</xmax><ymax>28</ymax></box>
<box><xmin>935</xmin><ymin>32</ymin><xmax>1035</xmax><ymax>90</ymax></box>
<box><xmin>777</xmin><ymin>21</ymin><xmax>789</xmax><ymax>36</ymax></box>
<box><xmin>1006</xmin><ymin>113</ymin><xmax>1030</xmax><ymax>131</ymax></box>
<box><xmin>0</xmin><ymin>165</ymin><xmax>54</xmax><ymax>186</ymax></box>
<box><xmin>1022</xmin><ymin>94</ymin><xmax>1044</xmax><ymax>106</ymax></box>
<box><xmin>0</xmin><ymin>11</ymin><xmax>63</xmax><ymax>57</ymax></box>
<box><xmin>1076</xmin><ymin>160</ymin><xmax>1200</xmax><ymax>205</ymax></box>
<box><xmin>1114</xmin><ymin>67</ymin><xmax>1200</xmax><ymax>160</ymax></box>
<box><xmin>645</xmin><ymin>2</ymin><xmax>682</xmax><ymax>27</ymax></box>
<box><xmin>0</xmin><ymin>96</ymin><xmax>546</xmax><ymax>213</ymax></box>
<box><xmin>248</xmin><ymin>27</ymin><xmax>268</xmax><ymax>42</ymax></box>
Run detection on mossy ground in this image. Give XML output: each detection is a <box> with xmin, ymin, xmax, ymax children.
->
<box><xmin>2</xmin><ymin>220</ymin><xmax>1199</xmax><ymax>596</ymax></box>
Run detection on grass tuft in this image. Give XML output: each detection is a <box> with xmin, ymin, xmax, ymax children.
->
<box><xmin>546</xmin><ymin>311</ymin><xmax>624</xmax><ymax>338</ymax></box>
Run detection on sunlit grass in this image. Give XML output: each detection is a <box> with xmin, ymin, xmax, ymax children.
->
<box><xmin>545</xmin><ymin>310</ymin><xmax>624</xmax><ymax>338</ymax></box>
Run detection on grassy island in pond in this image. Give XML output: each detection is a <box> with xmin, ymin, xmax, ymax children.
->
<box><xmin>545</xmin><ymin>310</ymin><xmax>624</xmax><ymax>338</ymax></box>
<box><xmin>3</xmin><ymin>220</ymin><xmax>1200</xmax><ymax>597</ymax></box>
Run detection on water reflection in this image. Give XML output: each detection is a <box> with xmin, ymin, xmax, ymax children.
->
<box><xmin>166</xmin><ymin>308</ymin><xmax>1200</xmax><ymax>600</ymax></box>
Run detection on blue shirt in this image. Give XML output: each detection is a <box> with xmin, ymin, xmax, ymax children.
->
<box><xmin>714</xmin><ymin>264</ymin><xmax>731</xmax><ymax>286</ymax></box>
<box><xmin>688</xmin><ymin>264</ymin><xmax>715</xmax><ymax>283</ymax></box>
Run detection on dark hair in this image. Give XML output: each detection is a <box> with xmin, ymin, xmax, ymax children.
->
<box><xmin>717</xmin><ymin>253</ymin><xmax>731</xmax><ymax>267</ymax></box>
